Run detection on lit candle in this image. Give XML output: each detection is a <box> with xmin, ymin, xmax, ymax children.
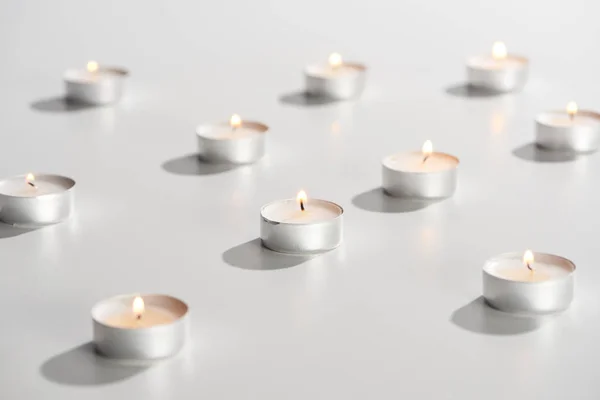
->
<box><xmin>260</xmin><ymin>190</ymin><xmax>343</xmax><ymax>254</ymax></box>
<box><xmin>63</xmin><ymin>61</ymin><xmax>129</xmax><ymax>105</ymax></box>
<box><xmin>382</xmin><ymin>141</ymin><xmax>459</xmax><ymax>199</ymax></box>
<box><xmin>535</xmin><ymin>102</ymin><xmax>600</xmax><ymax>153</ymax></box>
<box><xmin>304</xmin><ymin>52</ymin><xmax>367</xmax><ymax>100</ymax></box>
<box><xmin>92</xmin><ymin>294</ymin><xmax>189</xmax><ymax>360</ymax></box>
<box><xmin>0</xmin><ymin>173</ymin><xmax>75</xmax><ymax>226</ymax></box>
<box><xmin>196</xmin><ymin>114</ymin><xmax>269</xmax><ymax>164</ymax></box>
<box><xmin>483</xmin><ymin>250</ymin><xmax>575</xmax><ymax>314</ymax></box>
<box><xmin>466</xmin><ymin>42</ymin><xmax>529</xmax><ymax>92</ymax></box>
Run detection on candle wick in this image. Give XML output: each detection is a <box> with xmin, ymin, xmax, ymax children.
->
<box><xmin>136</xmin><ymin>314</ymin><xmax>142</xmax><ymax>320</ymax></box>
<box><xmin>422</xmin><ymin>155</ymin><xmax>429</xmax><ymax>164</ymax></box>
<box><xmin>526</xmin><ymin>262</ymin><xmax>533</xmax><ymax>272</ymax></box>
<box><xmin>300</xmin><ymin>200</ymin><xmax>305</xmax><ymax>211</ymax></box>
<box><xmin>27</xmin><ymin>182</ymin><xmax>36</xmax><ymax>189</ymax></box>
<box><xmin>569</xmin><ymin>113</ymin><xmax>575</xmax><ymax>121</ymax></box>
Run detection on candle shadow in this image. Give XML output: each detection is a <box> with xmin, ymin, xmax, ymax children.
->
<box><xmin>30</xmin><ymin>96</ymin><xmax>96</xmax><ymax>113</ymax></box>
<box><xmin>351</xmin><ymin>188</ymin><xmax>441</xmax><ymax>213</ymax></box>
<box><xmin>222</xmin><ymin>238</ymin><xmax>313</xmax><ymax>270</ymax></box>
<box><xmin>279</xmin><ymin>91</ymin><xmax>339</xmax><ymax>107</ymax></box>
<box><xmin>40</xmin><ymin>342</ymin><xmax>148</xmax><ymax>386</ymax></box>
<box><xmin>450</xmin><ymin>297</ymin><xmax>543</xmax><ymax>335</ymax></box>
<box><xmin>0</xmin><ymin>223</ymin><xmax>37</xmax><ymax>238</ymax></box>
<box><xmin>161</xmin><ymin>154</ymin><xmax>239</xmax><ymax>176</ymax></box>
<box><xmin>512</xmin><ymin>143</ymin><xmax>579</xmax><ymax>163</ymax></box>
<box><xmin>444</xmin><ymin>84</ymin><xmax>503</xmax><ymax>98</ymax></box>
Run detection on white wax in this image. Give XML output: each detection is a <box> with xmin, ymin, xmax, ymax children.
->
<box><xmin>64</xmin><ymin>68</ymin><xmax>124</xmax><ymax>84</ymax></box>
<box><xmin>467</xmin><ymin>55</ymin><xmax>526</xmax><ymax>71</ymax></box>
<box><xmin>104</xmin><ymin>307</ymin><xmax>177</xmax><ymax>329</ymax></box>
<box><xmin>484</xmin><ymin>254</ymin><xmax>574</xmax><ymax>283</ymax></box>
<box><xmin>537</xmin><ymin>111</ymin><xmax>600</xmax><ymax>128</ymax></box>
<box><xmin>383</xmin><ymin>152</ymin><xmax>459</xmax><ymax>173</ymax></box>
<box><xmin>262</xmin><ymin>199</ymin><xmax>342</xmax><ymax>224</ymax></box>
<box><xmin>0</xmin><ymin>174</ymin><xmax>74</xmax><ymax>197</ymax></box>
<box><xmin>305</xmin><ymin>63</ymin><xmax>363</xmax><ymax>79</ymax></box>
<box><xmin>196</xmin><ymin>121</ymin><xmax>268</xmax><ymax>140</ymax></box>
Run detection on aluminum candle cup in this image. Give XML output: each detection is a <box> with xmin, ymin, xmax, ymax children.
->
<box><xmin>92</xmin><ymin>294</ymin><xmax>189</xmax><ymax>360</ymax></box>
<box><xmin>305</xmin><ymin>53</ymin><xmax>366</xmax><ymax>100</ymax></box>
<box><xmin>260</xmin><ymin>196</ymin><xmax>343</xmax><ymax>254</ymax></box>
<box><xmin>64</xmin><ymin>63</ymin><xmax>129</xmax><ymax>105</ymax></box>
<box><xmin>483</xmin><ymin>252</ymin><xmax>575</xmax><ymax>315</ymax></box>
<box><xmin>466</xmin><ymin>42</ymin><xmax>528</xmax><ymax>92</ymax></box>
<box><xmin>536</xmin><ymin>107</ymin><xmax>600</xmax><ymax>153</ymax></box>
<box><xmin>0</xmin><ymin>174</ymin><xmax>75</xmax><ymax>227</ymax></box>
<box><xmin>196</xmin><ymin>117</ymin><xmax>269</xmax><ymax>164</ymax></box>
<box><xmin>382</xmin><ymin>149</ymin><xmax>459</xmax><ymax>199</ymax></box>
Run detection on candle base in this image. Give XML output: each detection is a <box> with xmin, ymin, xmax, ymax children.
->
<box><xmin>196</xmin><ymin>122</ymin><xmax>269</xmax><ymax>164</ymax></box>
<box><xmin>466</xmin><ymin>61</ymin><xmax>528</xmax><ymax>93</ymax></box>
<box><xmin>535</xmin><ymin>111</ymin><xmax>600</xmax><ymax>153</ymax></box>
<box><xmin>381</xmin><ymin>159</ymin><xmax>458</xmax><ymax>199</ymax></box>
<box><xmin>304</xmin><ymin>63</ymin><xmax>367</xmax><ymax>100</ymax></box>
<box><xmin>64</xmin><ymin>67</ymin><xmax>128</xmax><ymax>106</ymax></box>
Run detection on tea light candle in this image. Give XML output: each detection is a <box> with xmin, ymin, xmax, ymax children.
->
<box><xmin>483</xmin><ymin>251</ymin><xmax>575</xmax><ymax>314</ymax></box>
<box><xmin>382</xmin><ymin>141</ymin><xmax>459</xmax><ymax>199</ymax></box>
<box><xmin>92</xmin><ymin>294</ymin><xmax>189</xmax><ymax>360</ymax></box>
<box><xmin>305</xmin><ymin>53</ymin><xmax>367</xmax><ymax>100</ymax></box>
<box><xmin>196</xmin><ymin>114</ymin><xmax>269</xmax><ymax>164</ymax></box>
<box><xmin>536</xmin><ymin>102</ymin><xmax>600</xmax><ymax>152</ymax></box>
<box><xmin>0</xmin><ymin>173</ymin><xmax>75</xmax><ymax>227</ymax></box>
<box><xmin>261</xmin><ymin>191</ymin><xmax>343</xmax><ymax>254</ymax></box>
<box><xmin>64</xmin><ymin>61</ymin><xmax>129</xmax><ymax>105</ymax></box>
<box><xmin>466</xmin><ymin>42</ymin><xmax>528</xmax><ymax>92</ymax></box>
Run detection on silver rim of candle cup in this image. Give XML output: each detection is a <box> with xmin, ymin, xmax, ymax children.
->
<box><xmin>196</xmin><ymin>121</ymin><xmax>269</xmax><ymax>164</ymax></box>
<box><xmin>92</xmin><ymin>293</ymin><xmax>189</xmax><ymax>361</ymax></box>
<box><xmin>304</xmin><ymin>62</ymin><xmax>367</xmax><ymax>100</ymax></box>
<box><xmin>0</xmin><ymin>174</ymin><xmax>75</xmax><ymax>227</ymax></box>
<box><xmin>381</xmin><ymin>153</ymin><xmax>459</xmax><ymax>199</ymax></box>
<box><xmin>260</xmin><ymin>199</ymin><xmax>344</xmax><ymax>255</ymax></box>
<box><xmin>482</xmin><ymin>252</ymin><xmax>576</xmax><ymax>315</ymax></box>
<box><xmin>535</xmin><ymin>110</ymin><xmax>600</xmax><ymax>153</ymax></box>
<box><xmin>64</xmin><ymin>66</ymin><xmax>129</xmax><ymax>106</ymax></box>
<box><xmin>466</xmin><ymin>55</ymin><xmax>529</xmax><ymax>92</ymax></box>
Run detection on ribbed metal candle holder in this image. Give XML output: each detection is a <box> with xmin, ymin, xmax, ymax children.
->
<box><xmin>196</xmin><ymin>121</ymin><xmax>269</xmax><ymax>164</ymax></box>
<box><xmin>536</xmin><ymin>110</ymin><xmax>600</xmax><ymax>153</ymax></box>
<box><xmin>64</xmin><ymin>67</ymin><xmax>129</xmax><ymax>105</ymax></box>
<box><xmin>304</xmin><ymin>63</ymin><xmax>367</xmax><ymax>100</ymax></box>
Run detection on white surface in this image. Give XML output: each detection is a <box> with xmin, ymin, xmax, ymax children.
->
<box><xmin>2</xmin><ymin>0</ymin><xmax>600</xmax><ymax>398</ymax></box>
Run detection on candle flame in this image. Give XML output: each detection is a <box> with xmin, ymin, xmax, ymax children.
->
<box><xmin>133</xmin><ymin>296</ymin><xmax>145</xmax><ymax>319</ymax></box>
<box><xmin>230</xmin><ymin>114</ymin><xmax>242</xmax><ymax>129</ymax></box>
<box><xmin>26</xmin><ymin>173</ymin><xmax>35</xmax><ymax>184</ymax></box>
<box><xmin>523</xmin><ymin>249</ymin><xmax>534</xmax><ymax>271</ymax></box>
<box><xmin>297</xmin><ymin>190</ymin><xmax>307</xmax><ymax>211</ymax></box>
<box><xmin>422</xmin><ymin>140</ymin><xmax>433</xmax><ymax>157</ymax></box>
<box><xmin>567</xmin><ymin>101</ymin><xmax>578</xmax><ymax>118</ymax></box>
<box><xmin>87</xmin><ymin>61</ymin><xmax>99</xmax><ymax>73</ymax></box>
<box><xmin>328</xmin><ymin>52</ymin><xmax>343</xmax><ymax>69</ymax></box>
<box><xmin>492</xmin><ymin>41</ymin><xmax>507</xmax><ymax>60</ymax></box>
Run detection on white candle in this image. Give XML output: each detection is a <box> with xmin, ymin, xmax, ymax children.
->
<box><xmin>196</xmin><ymin>114</ymin><xmax>269</xmax><ymax>164</ymax></box>
<box><xmin>536</xmin><ymin>102</ymin><xmax>600</xmax><ymax>152</ymax></box>
<box><xmin>64</xmin><ymin>61</ymin><xmax>128</xmax><ymax>105</ymax></box>
<box><xmin>260</xmin><ymin>191</ymin><xmax>343</xmax><ymax>254</ymax></box>
<box><xmin>483</xmin><ymin>251</ymin><xmax>575</xmax><ymax>314</ymax></box>
<box><xmin>0</xmin><ymin>173</ymin><xmax>75</xmax><ymax>226</ymax></box>
<box><xmin>382</xmin><ymin>141</ymin><xmax>459</xmax><ymax>198</ymax></box>
<box><xmin>466</xmin><ymin>42</ymin><xmax>528</xmax><ymax>92</ymax></box>
<box><xmin>305</xmin><ymin>53</ymin><xmax>367</xmax><ymax>100</ymax></box>
<box><xmin>92</xmin><ymin>294</ymin><xmax>189</xmax><ymax>360</ymax></box>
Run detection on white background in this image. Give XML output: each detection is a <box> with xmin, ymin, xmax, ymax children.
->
<box><xmin>1</xmin><ymin>0</ymin><xmax>600</xmax><ymax>398</ymax></box>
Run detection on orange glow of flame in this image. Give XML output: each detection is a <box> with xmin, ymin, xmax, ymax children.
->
<box><xmin>230</xmin><ymin>114</ymin><xmax>242</xmax><ymax>129</ymax></box>
<box><xmin>26</xmin><ymin>173</ymin><xmax>35</xmax><ymax>184</ymax></box>
<box><xmin>297</xmin><ymin>190</ymin><xmax>307</xmax><ymax>211</ymax></box>
<box><xmin>133</xmin><ymin>296</ymin><xmax>145</xmax><ymax>319</ymax></box>
<box><xmin>328</xmin><ymin>53</ymin><xmax>343</xmax><ymax>68</ymax></box>
<box><xmin>567</xmin><ymin>101</ymin><xmax>578</xmax><ymax>117</ymax></box>
<box><xmin>87</xmin><ymin>61</ymin><xmax>99</xmax><ymax>73</ymax></box>
<box><xmin>523</xmin><ymin>250</ymin><xmax>534</xmax><ymax>270</ymax></box>
<box><xmin>492</xmin><ymin>41</ymin><xmax>507</xmax><ymax>60</ymax></box>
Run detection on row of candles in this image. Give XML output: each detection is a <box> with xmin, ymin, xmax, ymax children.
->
<box><xmin>0</xmin><ymin>42</ymin><xmax>586</xmax><ymax>361</ymax></box>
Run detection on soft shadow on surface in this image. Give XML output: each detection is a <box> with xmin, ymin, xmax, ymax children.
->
<box><xmin>445</xmin><ymin>84</ymin><xmax>502</xmax><ymax>98</ymax></box>
<box><xmin>223</xmin><ymin>238</ymin><xmax>313</xmax><ymax>270</ymax></box>
<box><xmin>512</xmin><ymin>143</ymin><xmax>578</xmax><ymax>163</ymax></box>
<box><xmin>161</xmin><ymin>154</ymin><xmax>238</xmax><ymax>176</ymax></box>
<box><xmin>0</xmin><ymin>223</ymin><xmax>36</xmax><ymax>238</ymax></box>
<box><xmin>40</xmin><ymin>342</ymin><xmax>148</xmax><ymax>386</ymax></box>
<box><xmin>450</xmin><ymin>297</ymin><xmax>542</xmax><ymax>335</ymax></box>
<box><xmin>352</xmin><ymin>188</ymin><xmax>440</xmax><ymax>213</ymax></box>
<box><xmin>279</xmin><ymin>91</ymin><xmax>338</xmax><ymax>107</ymax></box>
<box><xmin>30</xmin><ymin>97</ymin><xmax>95</xmax><ymax>113</ymax></box>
